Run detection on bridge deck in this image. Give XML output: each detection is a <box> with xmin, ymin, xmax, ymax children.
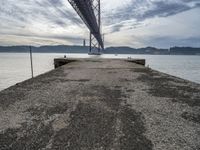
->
<box><xmin>0</xmin><ymin>59</ymin><xmax>200</xmax><ymax>149</ymax></box>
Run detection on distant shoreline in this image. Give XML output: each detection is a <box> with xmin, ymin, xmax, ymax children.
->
<box><xmin>0</xmin><ymin>45</ymin><xmax>200</xmax><ymax>55</ymax></box>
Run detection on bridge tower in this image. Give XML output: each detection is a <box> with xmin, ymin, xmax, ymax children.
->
<box><xmin>89</xmin><ymin>0</ymin><xmax>102</xmax><ymax>54</ymax></box>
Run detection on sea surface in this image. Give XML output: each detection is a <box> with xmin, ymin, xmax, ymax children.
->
<box><xmin>0</xmin><ymin>53</ymin><xmax>200</xmax><ymax>91</ymax></box>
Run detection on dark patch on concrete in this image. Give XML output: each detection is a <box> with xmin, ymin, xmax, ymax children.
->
<box><xmin>119</xmin><ymin>106</ymin><xmax>153</xmax><ymax>150</ymax></box>
<box><xmin>49</xmin><ymin>85</ymin><xmax>152</xmax><ymax>149</ymax></box>
<box><xmin>0</xmin><ymin>88</ymin><xmax>26</xmax><ymax>109</ymax></box>
<box><xmin>41</xmin><ymin>78</ymin><xmax>90</xmax><ymax>83</ymax></box>
<box><xmin>119</xmin><ymin>78</ymin><xmax>130</xmax><ymax>82</ymax></box>
<box><xmin>0</xmin><ymin>103</ymin><xmax>68</xmax><ymax>149</ymax></box>
<box><xmin>114</xmin><ymin>85</ymin><xmax>122</xmax><ymax>89</ymax></box>
<box><xmin>68</xmin><ymin>85</ymin><xmax>153</xmax><ymax>150</ymax></box>
<box><xmin>0</xmin><ymin>122</ymin><xmax>53</xmax><ymax>150</ymax></box>
<box><xmin>46</xmin><ymin>103</ymin><xmax>68</xmax><ymax>116</ymax></box>
<box><xmin>12</xmin><ymin>122</ymin><xmax>53</xmax><ymax>150</ymax></box>
<box><xmin>119</xmin><ymin>78</ymin><xmax>135</xmax><ymax>82</ymax></box>
<box><xmin>82</xmin><ymin>86</ymin><xmax>126</xmax><ymax>111</ymax></box>
<box><xmin>137</xmin><ymin>70</ymin><xmax>200</xmax><ymax>107</ymax></box>
<box><xmin>108</xmin><ymin>71</ymin><xmax>118</xmax><ymax>74</ymax></box>
<box><xmin>181</xmin><ymin>112</ymin><xmax>200</xmax><ymax>124</ymax></box>
<box><xmin>0</xmin><ymin>128</ymin><xmax>18</xmax><ymax>150</ymax></box>
<box><xmin>26</xmin><ymin>102</ymin><xmax>68</xmax><ymax>117</ymax></box>
<box><xmin>39</xmin><ymin>78</ymin><xmax>65</xmax><ymax>84</ymax></box>
<box><xmin>0</xmin><ymin>102</ymin><xmax>69</xmax><ymax>149</ymax></box>
<box><xmin>51</xmin><ymin>102</ymin><xmax>116</xmax><ymax>150</ymax></box>
<box><xmin>126</xmin><ymin>89</ymin><xmax>135</xmax><ymax>93</ymax></box>
<box><xmin>95</xmin><ymin>86</ymin><xmax>124</xmax><ymax>111</ymax></box>
<box><xmin>39</xmin><ymin>78</ymin><xmax>90</xmax><ymax>84</ymax></box>
<box><xmin>65</xmin><ymin>79</ymin><xmax>90</xmax><ymax>82</ymax></box>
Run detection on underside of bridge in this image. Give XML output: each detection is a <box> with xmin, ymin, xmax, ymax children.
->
<box><xmin>68</xmin><ymin>0</ymin><xmax>104</xmax><ymax>54</ymax></box>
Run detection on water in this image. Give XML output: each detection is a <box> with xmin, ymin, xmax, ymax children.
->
<box><xmin>0</xmin><ymin>53</ymin><xmax>200</xmax><ymax>91</ymax></box>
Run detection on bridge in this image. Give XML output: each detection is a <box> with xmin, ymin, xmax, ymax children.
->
<box><xmin>68</xmin><ymin>0</ymin><xmax>104</xmax><ymax>54</ymax></box>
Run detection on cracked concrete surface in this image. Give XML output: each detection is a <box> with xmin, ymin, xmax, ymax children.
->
<box><xmin>0</xmin><ymin>59</ymin><xmax>200</xmax><ymax>150</ymax></box>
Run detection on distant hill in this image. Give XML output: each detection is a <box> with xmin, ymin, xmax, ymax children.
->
<box><xmin>104</xmin><ymin>46</ymin><xmax>169</xmax><ymax>54</ymax></box>
<box><xmin>169</xmin><ymin>47</ymin><xmax>200</xmax><ymax>55</ymax></box>
<box><xmin>0</xmin><ymin>45</ymin><xmax>89</xmax><ymax>53</ymax></box>
<box><xmin>0</xmin><ymin>45</ymin><xmax>200</xmax><ymax>55</ymax></box>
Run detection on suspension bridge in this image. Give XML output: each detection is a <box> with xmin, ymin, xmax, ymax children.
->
<box><xmin>68</xmin><ymin>0</ymin><xmax>104</xmax><ymax>54</ymax></box>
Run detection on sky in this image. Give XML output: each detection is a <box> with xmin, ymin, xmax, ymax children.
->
<box><xmin>0</xmin><ymin>0</ymin><xmax>200</xmax><ymax>48</ymax></box>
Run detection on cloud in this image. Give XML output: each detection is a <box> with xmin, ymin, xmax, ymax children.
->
<box><xmin>0</xmin><ymin>0</ymin><xmax>88</xmax><ymax>46</ymax></box>
<box><xmin>34</xmin><ymin>0</ymin><xmax>82</xmax><ymax>25</ymax></box>
<box><xmin>0</xmin><ymin>0</ymin><xmax>200</xmax><ymax>47</ymax></box>
<box><xmin>102</xmin><ymin>0</ymin><xmax>200</xmax><ymax>35</ymax></box>
<box><xmin>103</xmin><ymin>0</ymin><xmax>200</xmax><ymax>24</ymax></box>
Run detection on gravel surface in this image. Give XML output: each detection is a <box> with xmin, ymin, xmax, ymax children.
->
<box><xmin>0</xmin><ymin>59</ymin><xmax>200</xmax><ymax>150</ymax></box>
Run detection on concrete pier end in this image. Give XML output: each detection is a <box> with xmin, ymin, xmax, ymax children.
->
<box><xmin>0</xmin><ymin>59</ymin><xmax>200</xmax><ymax>150</ymax></box>
<box><xmin>54</xmin><ymin>58</ymin><xmax>146</xmax><ymax>68</ymax></box>
<box><xmin>54</xmin><ymin>58</ymin><xmax>76</xmax><ymax>68</ymax></box>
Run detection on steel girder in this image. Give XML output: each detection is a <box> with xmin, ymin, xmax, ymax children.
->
<box><xmin>68</xmin><ymin>0</ymin><xmax>104</xmax><ymax>50</ymax></box>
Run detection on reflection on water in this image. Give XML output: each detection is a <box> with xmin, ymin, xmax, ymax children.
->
<box><xmin>0</xmin><ymin>53</ymin><xmax>200</xmax><ymax>91</ymax></box>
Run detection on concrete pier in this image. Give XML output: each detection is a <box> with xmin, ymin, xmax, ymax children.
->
<box><xmin>0</xmin><ymin>59</ymin><xmax>200</xmax><ymax>150</ymax></box>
